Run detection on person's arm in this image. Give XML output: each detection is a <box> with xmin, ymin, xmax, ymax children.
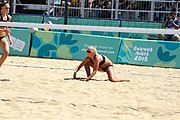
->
<box><xmin>73</xmin><ymin>58</ymin><xmax>88</xmax><ymax>79</ymax></box>
<box><xmin>170</xmin><ymin>19</ymin><xmax>179</xmax><ymax>29</ymax></box>
<box><xmin>86</xmin><ymin>57</ymin><xmax>99</xmax><ymax>81</ymax></box>
<box><xmin>6</xmin><ymin>15</ymin><xmax>12</xmax><ymax>45</ymax></box>
<box><xmin>6</xmin><ymin>28</ymin><xmax>12</xmax><ymax>45</ymax></box>
<box><xmin>162</xmin><ymin>19</ymin><xmax>168</xmax><ymax>28</ymax></box>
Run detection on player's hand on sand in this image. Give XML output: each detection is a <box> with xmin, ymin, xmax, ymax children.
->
<box><xmin>85</xmin><ymin>78</ymin><xmax>90</xmax><ymax>82</ymax></box>
<box><xmin>73</xmin><ymin>72</ymin><xmax>76</xmax><ymax>79</ymax></box>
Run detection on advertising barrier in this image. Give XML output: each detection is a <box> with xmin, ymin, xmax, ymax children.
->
<box><xmin>30</xmin><ymin>31</ymin><xmax>121</xmax><ymax>63</ymax></box>
<box><xmin>1</xmin><ymin>28</ymin><xmax>179</xmax><ymax>69</ymax></box>
<box><xmin>117</xmin><ymin>38</ymin><xmax>180</xmax><ymax>68</ymax></box>
<box><xmin>0</xmin><ymin>28</ymin><xmax>31</xmax><ymax>56</ymax></box>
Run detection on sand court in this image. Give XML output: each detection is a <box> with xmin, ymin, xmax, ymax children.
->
<box><xmin>0</xmin><ymin>56</ymin><xmax>180</xmax><ymax>120</ymax></box>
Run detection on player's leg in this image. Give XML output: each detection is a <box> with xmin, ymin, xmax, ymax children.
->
<box><xmin>0</xmin><ymin>38</ymin><xmax>9</xmax><ymax>67</ymax></box>
<box><xmin>106</xmin><ymin>66</ymin><xmax>130</xmax><ymax>82</ymax></box>
<box><xmin>84</xmin><ymin>64</ymin><xmax>91</xmax><ymax>77</ymax></box>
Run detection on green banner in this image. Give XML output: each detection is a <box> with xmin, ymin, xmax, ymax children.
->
<box><xmin>0</xmin><ymin>28</ymin><xmax>31</xmax><ymax>56</ymax></box>
<box><xmin>30</xmin><ymin>31</ymin><xmax>121</xmax><ymax>63</ymax></box>
<box><xmin>117</xmin><ymin>38</ymin><xmax>180</xmax><ymax>68</ymax></box>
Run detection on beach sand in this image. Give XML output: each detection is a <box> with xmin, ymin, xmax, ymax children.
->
<box><xmin>0</xmin><ymin>56</ymin><xmax>180</xmax><ymax>120</ymax></box>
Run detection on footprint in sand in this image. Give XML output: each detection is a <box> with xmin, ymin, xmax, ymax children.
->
<box><xmin>0</xmin><ymin>79</ymin><xmax>10</xmax><ymax>81</ymax></box>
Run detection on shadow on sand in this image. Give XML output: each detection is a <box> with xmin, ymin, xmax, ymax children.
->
<box><xmin>0</xmin><ymin>79</ymin><xmax>10</xmax><ymax>81</ymax></box>
<box><xmin>64</xmin><ymin>77</ymin><xmax>108</xmax><ymax>81</ymax></box>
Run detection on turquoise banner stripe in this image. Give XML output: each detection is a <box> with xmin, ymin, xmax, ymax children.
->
<box><xmin>30</xmin><ymin>31</ymin><xmax>121</xmax><ymax>63</ymax></box>
<box><xmin>117</xmin><ymin>38</ymin><xmax>180</xmax><ymax>68</ymax></box>
<box><xmin>0</xmin><ymin>28</ymin><xmax>31</xmax><ymax>56</ymax></box>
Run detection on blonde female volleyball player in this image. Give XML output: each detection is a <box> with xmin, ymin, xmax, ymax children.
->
<box><xmin>0</xmin><ymin>2</ymin><xmax>12</xmax><ymax>67</ymax></box>
<box><xmin>73</xmin><ymin>46</ymin><xmax>130</xmax><ymax>82</ymax></box>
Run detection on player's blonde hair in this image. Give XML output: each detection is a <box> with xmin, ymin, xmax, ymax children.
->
<box><xmin>87</xmin><ymin>46</ymin><xmax>97</xmax><ymax>54</ymax></box>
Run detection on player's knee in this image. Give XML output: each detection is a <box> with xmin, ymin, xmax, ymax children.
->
<box><xmin>108</xmin><ymin>76</ymin><xmax>115</xmax><ymax>82</ymax></box>
<box><xmin>109</xmin><ymin>79</ymin><xmax>116</xmax><ymax>82</ymax></box>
